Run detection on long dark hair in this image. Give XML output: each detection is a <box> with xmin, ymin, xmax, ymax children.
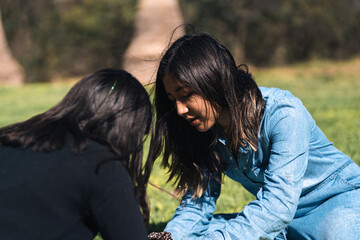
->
<box><xmin>149</xmin><ymin>33</ymin><xmax>264</xmax><ymax>197</ymax></box>
<box><xmin>0</xmin><ymin>69</ymin><xmax>152</xmax><ymax>225</ymax></box>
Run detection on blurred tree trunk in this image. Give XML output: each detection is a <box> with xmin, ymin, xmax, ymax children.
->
<box><xmin>0</xmin><ymin>9</ymin><xmax>25</xmax><ymax>85</ymax></box>
<box><xmin>122</xmin><ymin>0</ymin><xmax>184</xmax><ymax>85</ymax></box>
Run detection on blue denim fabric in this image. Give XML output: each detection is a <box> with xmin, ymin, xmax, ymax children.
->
<box><xmin>164</xmin><ymin>87</ymin><xmax>360</xmax><ymax>240</ymax></box>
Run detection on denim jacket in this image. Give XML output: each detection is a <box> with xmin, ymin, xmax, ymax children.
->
<box><xmin>164</xmin><ymin>87</ymin><xmax>352</xmax><ymax>240</ymax></box>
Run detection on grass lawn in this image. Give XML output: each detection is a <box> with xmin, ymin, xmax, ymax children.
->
<box><xmin>1</xmin><ymin>58</ymin><xmax>359</xmax><ymax>237</ymax></box>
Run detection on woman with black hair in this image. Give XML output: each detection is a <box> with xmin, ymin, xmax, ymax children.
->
<box><xmin>0</xmin><ymin>69</ymin><xmax>151</xmax><ymax>240</ymax></box>
<box><xmin>148</xmin><ymin>33</ymin><xmax>360</xmax><ymax>239</ymax></box>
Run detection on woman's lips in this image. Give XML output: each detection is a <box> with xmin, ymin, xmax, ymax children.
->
<box><xmin>189</xmin><ymin>118</ymin><xmax>199</xmax><ymax>126</ymax></box>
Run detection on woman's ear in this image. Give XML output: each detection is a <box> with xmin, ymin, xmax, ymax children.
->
<box><xmin>210</xmin><ymin>102</ymin><xmax>221</xmax><ymax>119</ymax></box>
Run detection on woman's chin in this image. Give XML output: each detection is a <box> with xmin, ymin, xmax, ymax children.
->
<box><xmin>194</xmin><ymin>124</ymin><xmax>212</xmax><ymax>132</ymax></box>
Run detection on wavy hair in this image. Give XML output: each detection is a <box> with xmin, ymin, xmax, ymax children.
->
<box><xmin>149</xmin><ymin>33</ymin><xmax>265</xmax><ymax>197</ymax></box>
<box><xmin>0</xmin><ymin>69</ymin><xmax>152</xmax><ymax>225</ymax></box>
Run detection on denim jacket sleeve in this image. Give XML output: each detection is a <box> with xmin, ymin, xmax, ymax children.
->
<box><xmin>164</xmin><ymin>171</ymin><xmax>222</xmax><ymax>240</ymax></box>
<box><xmin>165</xmin><ymin>97</ymin><xmax>311</xmax><ymax>240</ymax></box>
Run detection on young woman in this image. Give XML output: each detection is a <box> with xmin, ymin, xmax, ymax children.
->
<box><xmin>149</xmin><ymin>33</ymin><xmax>360</xmax><ymax>239</ymax></box>
<box><xmin>0</xmin><ymin>69</ymin><xmax>151</xmax><ymax>240</ymax></box>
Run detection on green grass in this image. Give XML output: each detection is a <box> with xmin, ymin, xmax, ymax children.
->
<box><xmin>0</xmin><ymin>82</ymin><xmax>75</xmax><ymax>127</ymax></box>
<box><xmin>1</xmin><ymin>58</ymin><xmax>359</xmax><ymax>237</ymax></box>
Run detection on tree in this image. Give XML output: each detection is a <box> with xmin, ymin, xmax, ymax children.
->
<box><xmin>56</xmin><ymin>0</ymin><xmax>136</xmax><ymax>76</ymax></box>
<box><xmin>1</xmin><ymin>0</ymin><xmax>136</xmax><ymax>82</ymax></box>
<box><xmin>180</xmin><ymin>0</ymin><xmax>360</xmax><ymax>66</ymax></box>
<box><xmin>0</xmin><ymin>9</ymin><xmax>24</xmax><ymax>85</ymax></box>
<box><xmin>122</xmin><ymin>0</ymin><xmax>185</xmax><ymax>84</ymax></box>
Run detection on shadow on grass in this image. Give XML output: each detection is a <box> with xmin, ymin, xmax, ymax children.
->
<box><xmin>148</xmin><ymin>221</ymin><xmax>168</xmax><ymax>233</ymax></box>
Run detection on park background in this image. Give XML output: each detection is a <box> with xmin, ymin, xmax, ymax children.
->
<box><xmin>0</xmin><ymin>0</ymin><xmax>359</xmax><ymax>238</ymax></box>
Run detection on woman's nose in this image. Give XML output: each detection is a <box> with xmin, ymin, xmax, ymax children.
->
<box><xmin>175</xmin><ymin>100</ymin><xmax>188</xmax><ymax>116</ymax></box>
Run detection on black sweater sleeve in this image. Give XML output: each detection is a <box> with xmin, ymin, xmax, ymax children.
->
<box><xmin>88</xmin><ymin>159</ymin><xmax>147</xmax><ymax>240</ymax></box>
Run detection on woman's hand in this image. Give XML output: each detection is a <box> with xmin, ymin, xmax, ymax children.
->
<box><xmin>148</xmin><ymin>231</ymin><xmax>173</xmax><ymax>240</ymax></box>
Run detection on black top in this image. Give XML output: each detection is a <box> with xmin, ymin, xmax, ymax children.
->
<box><xmin>0</xmin><ymin>139</ymin><xmax>147</xmax><ymax>240</ymax></box>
